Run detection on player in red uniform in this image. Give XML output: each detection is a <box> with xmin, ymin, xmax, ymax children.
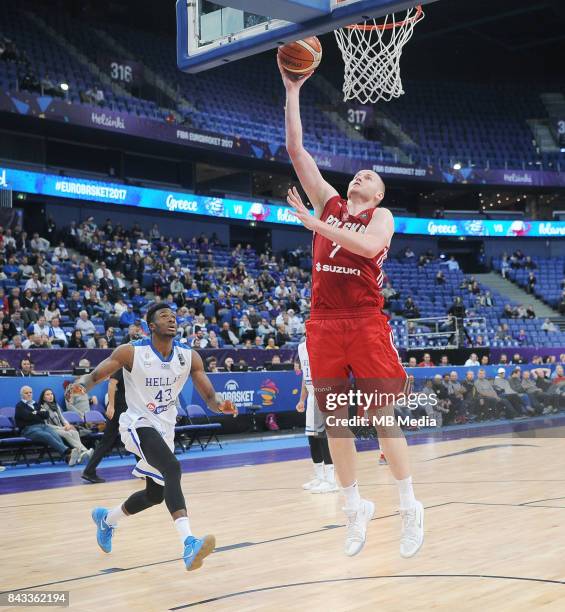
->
<box><xmin>280</xmin><ymin>59</ymin><xmax>424</xmax><ymax>559</ymax></box>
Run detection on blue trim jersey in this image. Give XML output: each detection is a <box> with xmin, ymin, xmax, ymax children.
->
<box><xmin>122</xmin><ymin>339</ymin><xmax>192</xmax><ymax>430</ymax></box>
<box><xmin>297</xmin><ymin>341</ymin><xmax>313</xmax><ymax>393</ymax></box>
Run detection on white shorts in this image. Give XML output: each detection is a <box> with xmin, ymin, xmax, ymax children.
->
<box><xmin>119</xmin><ymin>413</ymin><xmax>175</xmax><ymax>486</ymax></box>
<box><xmin>305</xmin><ymin>393</ymin><xmax>325</xmax><ymax>437</ymax></box>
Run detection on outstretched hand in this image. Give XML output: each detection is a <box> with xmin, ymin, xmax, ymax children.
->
<box><xmin>219</xmin><ymin>400</ymin><xmax>238</xmax><ymax>417</ymax></box>
<box><xmin>277</xmin><ymin>56</ymin><xmax>313</xmax><ymax>92</ymax></box>
<box><xmin>287</xmin><ymin>186</ymin><xmax>319</xmax><ymax>231</ymax></box>
<box><xmin>65</xmin><ymin>381</ymin><xmax>87</xmax><ymax>403</ymax></box>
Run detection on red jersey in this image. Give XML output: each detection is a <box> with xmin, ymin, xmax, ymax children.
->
<box><xmin>311</xmin><ymin>195</ymin><xmax>389</xmax><ymax>317</ymax></box>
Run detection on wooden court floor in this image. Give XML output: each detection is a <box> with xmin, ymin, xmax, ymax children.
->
<box><xmin>2</xmin><ymin>431</ymin><xmax>565</xmax><ymax>611</ymax></box>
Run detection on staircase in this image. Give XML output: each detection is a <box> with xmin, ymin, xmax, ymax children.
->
<box><xmin>475</xmin><ymin>272</ymin><xmax>557</xmax><ymax>318</ymax></box>
<box><xmin>94</xmin><ymin>28</ymin><xmax>194</xmax><ymax>117</ymax></box>
<box><xmin>25</xmin><ymin>11</ymin><xmax>132</xmax><ymax>101</ymax></box>
<box><xmin>310</xmin><ymin>74</ymin><xmax>412</xmax><ymax>162</ymax></box>
<box><xmin>540</xmin><ymin>92</ymin><xmax>565</xmax><ymax>120</ymax></box>
<box><xmin>527</xmin><ymin>119</ymin><xmax>560</xmax><ymax>153</ymax></box>
<box><xmin>311</xmin><ymin>75</ymin><xmax>364</xmax><ymax>141</ymax></box>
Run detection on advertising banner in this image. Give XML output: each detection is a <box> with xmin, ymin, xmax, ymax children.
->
<box><xmin>1</xmin><ymin>91</ymin><xmax>564</xmax><ymax>188</ymax></box>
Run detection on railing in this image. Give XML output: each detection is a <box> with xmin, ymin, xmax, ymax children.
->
<box><xmin>404</xmin><ymin>316</ymin><xmax>487</xmax><ymax>350</ymax></box>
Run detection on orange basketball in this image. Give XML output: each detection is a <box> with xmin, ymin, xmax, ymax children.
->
<box><xmin>278</xmin><ymin>36</ymin><xmax>322</xmax><ymax>77</ymax></box>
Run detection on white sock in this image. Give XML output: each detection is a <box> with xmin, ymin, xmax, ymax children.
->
<box><xmin>396</xmin><ymin>476</ymin><xmax>416</xmax><ymax>510</ymax></box>
<box><xmin>342</xmin><ymin>481</ymin><xmax>361</xmax><ymax>511</ymax></box>
<box><xmin>106</xmin><ymin>505</ymin><xmax>127</xmax><ymax>527</ymax></box>
<box><xmin>175</xmin><ymin>516</ymin><xmax>192</xmax><ymax>544</ymax></box>
<box><xmin>313</xmin><ymin>462</ymin><xmax>324</xmax><ymax>481</ymax></box>
<box><xmin>324</xmin><ymin>463</ymin><xmax>336</xmax><ymax>484</ymax></box>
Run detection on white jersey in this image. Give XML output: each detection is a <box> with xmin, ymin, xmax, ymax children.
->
<box><xmin>122</xmin><ymin>338</ymin><xmax>192</xmax><ymax>431</ymax></box>
<box><xmin>297</xmin><ymin>341</ymin><xmax>313</xmax><ymax>392</ymax></box>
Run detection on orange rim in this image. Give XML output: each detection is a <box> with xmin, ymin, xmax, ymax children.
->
<box><xmin>345</xmin><ymin>4</ymin><xmax>423</xmax><ymax>31</ymax></box>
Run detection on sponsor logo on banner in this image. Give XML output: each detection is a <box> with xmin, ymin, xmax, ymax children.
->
<box><xmin>277</xmin><ymin>207</ymin><xmax>301</xmax><ymax>224</ymax></box>
<box><xmin>507</xmin><ymin>221</ymin><xmax>531</xmax><ymax>237</ymax></box>
<box><xmin>259</xmin><ymin>379</ymin><xmax>279</xmax><ymax>407</ymax></box>
<box><xmin>54</xmin><ymin>179</ymin><xmax>127</xmax><ymax>201</ymax></box>
<box><xmin>165</xmin><ymin>194</ymin><xmax>198</xmax><ymax>212</ymax></box>
<box><xmin>204</xmin><ymin>198</ymin><xmax>225</xmax><ymax>217</ymax></box>
<box><xmin>248</xmin><ymin>202</ymin><xmax>270</xmax><ymax>222</ymax></box>
<box><xmin>0</xmin><ymin>168</ymin><xmax>7</xmax><ymax>187</ymax></box>
<box><xmin>503</xmin><ymin>172</ymin><xmax>533</xmax><ymax>185</ymax></box>
<box><xmin>427</xmin><ymin>221</ymin><xmax>458</xmax><ymax>235</ymax></box>
<box><xmin>220</xmin><ymin>379</ymin><xmax>255</xmax><ymax>408</ymax></box>
<box><xmin>91</xmin><ymin>112</ymin><xmax>126</xmax><ymax>130</ymax></box>
<box><xmin>462</xmin><ymin>220</ymin><xmax>486</xmax><ymax>236</ymax></box>
<box><xmin>538</xmin><ymin>222</ymin><xmax>565</xmax><ymax>236</ymax></box>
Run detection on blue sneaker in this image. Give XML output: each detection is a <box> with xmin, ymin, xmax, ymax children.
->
<box><xmin>91</xmin><ymin>507</ymin><xmax>114</xmax><ymax>553</ymax></box>
<box><xmin>183</xmin><ymin>534</ymin><xmax>216</xmax><ymax>571</ymax></box>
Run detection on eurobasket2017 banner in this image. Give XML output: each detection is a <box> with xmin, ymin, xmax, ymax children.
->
<box><xmin>1</xmin><ymin>91</ymin><xmax>565</xmax><ymax>189</ymax></box>
<box><xmin>2</xmin><ymin>165</ymin><xmax>565</xmax><ymax>237</ymax></box>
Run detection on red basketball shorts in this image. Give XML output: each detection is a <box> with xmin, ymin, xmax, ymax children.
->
<box><xmin>305</xmin><ymin>311</ymin><xmax>408</xmax><ymax>415</ymax></box>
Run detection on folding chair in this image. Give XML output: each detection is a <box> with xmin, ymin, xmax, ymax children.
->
<box><xmin>185</xmin><ymin>404</ymin><xmax>223</xmax><ymax>450</ymax></box>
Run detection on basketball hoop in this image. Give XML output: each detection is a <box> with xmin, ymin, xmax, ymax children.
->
<box><xmin>334</xmin><ymin>5</ymin><xmax>424</xmax><ymax>104</ymax></box>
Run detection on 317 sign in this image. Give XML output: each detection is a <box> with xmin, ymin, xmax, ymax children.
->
<box><xmin>345</xmin><ymin>105</ymin><xmax>373</xmax><ymax>127</ymax></box>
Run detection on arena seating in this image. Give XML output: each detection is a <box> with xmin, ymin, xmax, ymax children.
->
<box><xmin>2</xmin><ymin>218</ymin><xmax>565</xmax><ymax>354</ymax></box>
<box><xmin>492</xmin><ymin>256</ymin><xmax>565</xmax><ymax>310</ymax></box>
<box><xmin>1</xmin><ymin>5</ymin><xmax>564</xmax><ymax>170</ymax></box>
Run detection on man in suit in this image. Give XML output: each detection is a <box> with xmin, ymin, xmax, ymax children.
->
<box><xmin>15</xmin><ymin>386</ymin><xmax>73</xmax><ymax>463</ymax></box>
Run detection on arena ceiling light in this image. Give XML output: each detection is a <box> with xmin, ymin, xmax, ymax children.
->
<box><xmin>60</xmin><ymin>83</ymin><xmax>69</xmax><ymax>91</ymax></box>
<box><xmin>453</xmin><ymin>162</ymin><xmax>462</xmax><ymax>170</ymax></box>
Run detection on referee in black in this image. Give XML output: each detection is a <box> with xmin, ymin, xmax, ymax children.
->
<box><xmin>81</xmin><ymin>368</ymin><xmax>127</xmax><ymax>484</ymax></box>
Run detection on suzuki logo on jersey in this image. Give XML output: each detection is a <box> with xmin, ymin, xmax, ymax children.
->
<box><xmin>315</xmin><ymin>262</ymin><xmax>361</xmax><ymax>276</ymax></box>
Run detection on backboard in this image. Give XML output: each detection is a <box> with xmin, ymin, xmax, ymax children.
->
<box><xmin>176</xmin><ymin>0</ymin><xmax>436</xmax><ymax>73</ymax></box>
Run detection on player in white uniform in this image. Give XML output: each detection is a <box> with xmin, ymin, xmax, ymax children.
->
<box><xmin>296</xmin><ymin>340</ymin><xmax>337</xmax><ymax>493</ymax></box>
<box><xmin>66</xmin><ymin>303</ymin><xmax>237</xmax><ymax>572</ymax></box>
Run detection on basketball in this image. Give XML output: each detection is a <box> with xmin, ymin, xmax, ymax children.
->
<box><xmin>278</xmin><ymin>37</ymin><xmax>322</xmax><ymax>77</ymax></box>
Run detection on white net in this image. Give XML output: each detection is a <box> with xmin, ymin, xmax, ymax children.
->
<box><xmin>334</xmin><ymin>5</ymin><xmax>424</xmax><ymax>104</ymax></box>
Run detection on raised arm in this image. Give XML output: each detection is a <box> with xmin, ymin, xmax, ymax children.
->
<box><xmin>279</xmin><ymin>58</ymin><xmax>338</xmax><ymax>217</ymax></box>
<box><xmin>67</xmin><ymin>344</ymin><xmax>133</xmax><ymax>397</ymax></box>
<box><xmin>190</xmin><ymin>350</ymin><xmax>238</xmax><ymax>416</ymax></box>
<box><xmin>287</xmin><ymin>187</ymin><xmax>394</xmax><ymax>258</ymax></box>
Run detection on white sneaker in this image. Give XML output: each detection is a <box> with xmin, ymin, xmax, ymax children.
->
<box><xmin>311</xmin><ymin>480</ymin><xmax>339</xmax><ymax>494</ymax></box>
<box><xmin>400</xmin><ymin>500</ymin><xmax>424</xmax><ymax>558</ymax></box>
<box><xmin>344</xmin><ymin>499</ymin><xmax>375</xmax><ymax>556</ymax></box>
<box><xmin>302</xmin><ymin>478</ymin><xmax>322</xmax><ymax>490</ymax></box>
<box><xmin>68</xmin><ymin>448</ymin><xmax>81</xmax><ymax>467</ymax></box>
